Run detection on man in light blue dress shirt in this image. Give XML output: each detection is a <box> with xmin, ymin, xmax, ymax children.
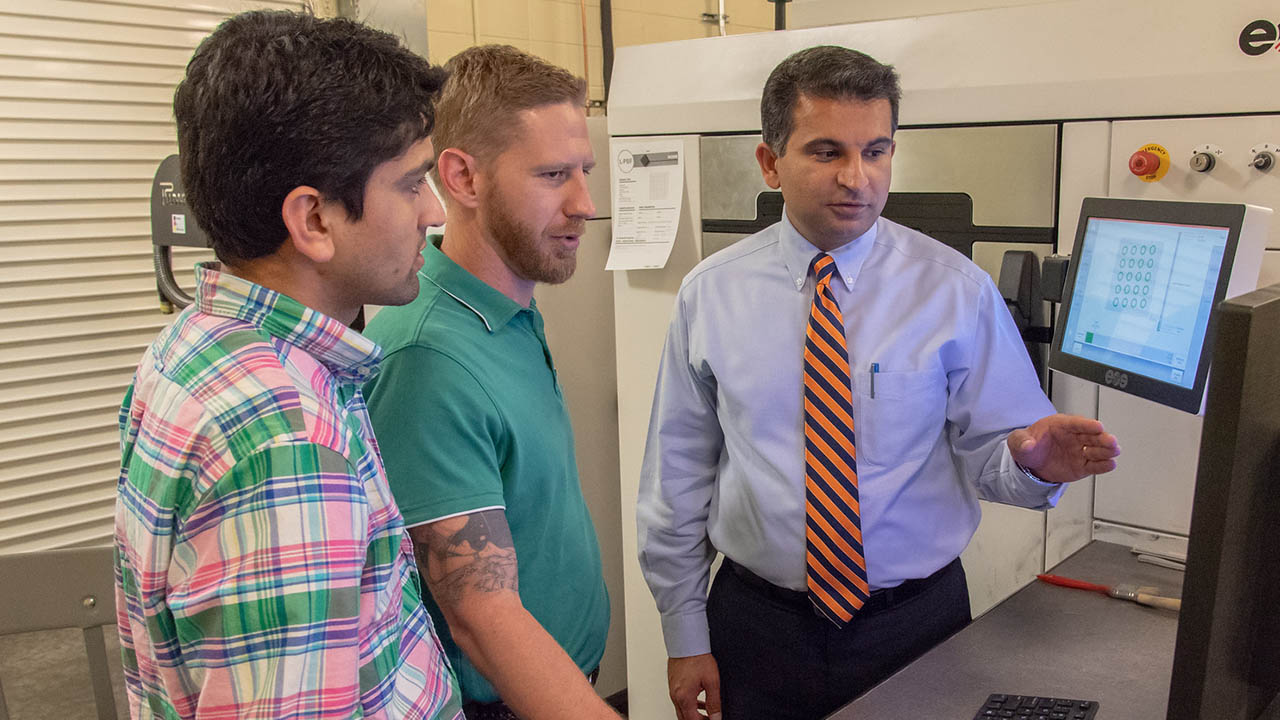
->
<box><xmin>637</xmin><ymin>46</ymin><xmax>1122</xmax><ymax>720</ymax></box>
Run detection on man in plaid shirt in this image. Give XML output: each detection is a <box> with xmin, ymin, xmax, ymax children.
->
<box><xmin>113</xmin><ymin>11</ymin><xmax>463</xmax><ymax>719</ymax></box>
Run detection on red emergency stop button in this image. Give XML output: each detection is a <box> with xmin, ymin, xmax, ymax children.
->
<box><xmin>1129</xmin><ymin>150</ymin><xmax>1161</xmax><ymax>177</ymax></box>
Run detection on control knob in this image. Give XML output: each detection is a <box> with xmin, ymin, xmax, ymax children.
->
<box><xmin>1190</xmin><ymin>152</ymin><xmax>1215</xmax><ymax>172</ymax></box>
<box><xmin>1188</xmin><ymin>144</ymin><xmax>1221</xmax><ymax>173</ymax></box>
<box><xmin>1250</xmin><ymin>143</ymin><xmax>1278</xmax><ymax>172</ymax></box>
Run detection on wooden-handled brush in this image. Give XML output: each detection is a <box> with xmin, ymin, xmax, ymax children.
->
<box><xmin>1036</xmin><ymin>573</ymin><xmax>1182</xmax><ymax>611</ymax></box>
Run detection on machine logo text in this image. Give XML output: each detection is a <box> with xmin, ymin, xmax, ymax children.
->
<box><xmin>1239</xmin><ymin>19</ymin><xmax>1280</xmax><ymax>55</ymax></box>
<box><xmin>159</xmin><ymin>182</ymin><xmax>187</xmax><ymax>205</ymax></box>
<box><xmin>1103</xmin><ymin>369</ymin><xmax>1129</xmax><ymax>389</ymax></box>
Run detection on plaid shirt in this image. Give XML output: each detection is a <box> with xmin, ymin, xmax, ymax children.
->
<box><xmin>114</xmin><ymin>264</ymin><xmax>462</xmax><ymax>720</ymax></box>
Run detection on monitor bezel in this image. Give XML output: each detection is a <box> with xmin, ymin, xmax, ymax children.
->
<box><xmin>1049</xmin><ymin>197</ymin><xmax>1246</xmax><ymax>414</ymax></box>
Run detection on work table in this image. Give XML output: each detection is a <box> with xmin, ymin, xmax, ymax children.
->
<box><xmin>832</xmin><ymin>541</ymin><xmax>1184</xmax><ymax>719</ymax></box>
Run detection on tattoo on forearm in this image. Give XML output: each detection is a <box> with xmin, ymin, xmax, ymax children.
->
<box><xmin>411</xmin><ymin>509</ymin><xmax>518</xmax><ymax>605</ymax></box>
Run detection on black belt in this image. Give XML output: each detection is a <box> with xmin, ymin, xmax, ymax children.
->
<box><xmin>722</xmin><ymin>556</ymin><xmax>960</xmax><ymax>617</ymax></box>
<box><xmin>462</xmin><ymin>667</ymin><xmax>599</xmax><ymax>719</ymax></box>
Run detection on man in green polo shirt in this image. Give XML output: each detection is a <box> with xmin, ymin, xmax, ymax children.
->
<box><xmin>363</xmin><ymin>45</ymin><xmax>617</xmax><ymax>720</ymax></box>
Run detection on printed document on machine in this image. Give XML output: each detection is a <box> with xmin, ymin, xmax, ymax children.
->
<box><xmin>606</xmin><ymin>138</ymin><xmax>683</xmax><ymax>270</ymax></box>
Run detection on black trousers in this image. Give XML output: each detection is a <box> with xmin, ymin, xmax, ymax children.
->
<box><xmin>708</xmin><ymin>556</ymin><xmax>971</xmax><ymax>720</ymax></box>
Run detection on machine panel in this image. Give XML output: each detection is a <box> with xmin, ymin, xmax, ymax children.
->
<box><xmin>1094</xmin><ymin>115</ymin><xmax>1280</xmax><ymax>541</ymax></box>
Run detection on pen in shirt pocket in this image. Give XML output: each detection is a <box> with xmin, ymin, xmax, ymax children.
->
<box><xmin>870</xmin><ymin>363</ymin><xmax>879</xmax><ymax>399</ymax></box>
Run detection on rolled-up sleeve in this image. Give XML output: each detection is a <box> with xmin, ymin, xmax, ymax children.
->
<box><xmin>636</xmin><ymin>292</ymin><xmax>724</xmax><ymax>658</ymax></box>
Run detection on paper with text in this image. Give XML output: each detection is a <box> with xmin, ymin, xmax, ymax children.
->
<box><xmin>607</xmin><ymin>138</ymin><xmax>684</xmax><ymax>270</ymax></box>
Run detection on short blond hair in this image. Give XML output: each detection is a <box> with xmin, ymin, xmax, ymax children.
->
<box><xmin>433</xmin><ymin>45</ymin><xmax>586</xmax><ymax>169</ymax></box>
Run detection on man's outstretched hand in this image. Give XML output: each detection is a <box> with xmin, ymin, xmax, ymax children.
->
<box><xmin>1008</xmin><ymin>413</ymin><xmax>1120</xmax><ymax>485</ymax></box>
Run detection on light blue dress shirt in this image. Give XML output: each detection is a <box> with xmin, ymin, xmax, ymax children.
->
<box><xmin>637</xmin><ymin>212</ymin><xmax>1063</xmax><ymax>658</ymax></box>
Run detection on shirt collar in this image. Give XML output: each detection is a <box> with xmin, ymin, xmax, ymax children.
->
<box><xmin>193</xmin><ymin>262</ymin><xmax>382</xmax><ymax>384</ymax></box>
<box><xmin>778</xmin><ymin>207</ymin><xmax>879</xmax><ymax>292</ymax></box>
<box><xmin>420</xmin><ymin>235</ymin><xmax>527</xmax><ymax>333</ymax></box>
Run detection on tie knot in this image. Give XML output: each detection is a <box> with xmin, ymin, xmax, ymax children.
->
<box><xmin>810</xmin><ymin>253</ymin><xmax>838</xmax><ymax>283</ymax></box>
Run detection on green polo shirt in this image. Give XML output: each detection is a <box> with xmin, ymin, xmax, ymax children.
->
<box><xmin>363</xmin><ymin>238</ymin><xmax>610</xmax><ymax>705</ymax></box>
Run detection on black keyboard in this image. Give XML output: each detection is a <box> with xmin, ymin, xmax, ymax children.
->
<box><xmin>973</xmin><ymin>694</ymin><xmax>1099</xmax><ymax>720</ymax></box>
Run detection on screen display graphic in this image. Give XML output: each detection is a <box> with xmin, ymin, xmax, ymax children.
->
<box><xmin>1058</xmin><ymin>217</ymin><xmax>1228</xmax><ymax>389</ymax></box>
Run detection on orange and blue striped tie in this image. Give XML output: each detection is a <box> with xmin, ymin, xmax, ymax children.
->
<box><xmin>804</xmin><ymin>252</ymin><xmax>870</xmax><ymax>626</ymax></box>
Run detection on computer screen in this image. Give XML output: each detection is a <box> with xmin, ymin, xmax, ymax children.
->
<box><xmin>1059</xmin><ymin>217</ymin><xmax>1226</xmax><ymax>389</ymax></box>
<box><xmin>1166</xmin><ymin>283</ymin><xmax>1280</xmax><ymax>720</ymax></box>
<box><xmin>1050</xmin><ymin>198</ymin><xmax>1256</xmax><ymax>413</ymax></box>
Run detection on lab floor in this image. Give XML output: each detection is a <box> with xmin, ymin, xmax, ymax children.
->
<box><xmin>0</xmin><ymin>625</ymin><xmax>129</xmax><ymax>719</ymax></box>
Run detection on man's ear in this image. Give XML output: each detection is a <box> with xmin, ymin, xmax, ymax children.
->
<box><xmin>280</xmin><ymin>186</ymin><xmax>336</xmax><ymax>264</ymax></box>
<box><xmin>436</xmin><ymin>148</ymin><xmax>482</xmax><ymax>209</ymax></box>
<box><xmin>756</xmin><ymin>141</ymin><xmax>782</xmax><ymax>190</ymax></box>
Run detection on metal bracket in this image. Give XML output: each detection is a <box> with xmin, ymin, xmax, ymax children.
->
<box><xmin>700</xmin><ymin>12</ymin><xmax>729</xmax><ymax>23</ymax></box>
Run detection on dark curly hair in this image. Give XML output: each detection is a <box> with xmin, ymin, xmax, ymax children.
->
<box><xmin>174</xmin><ymin>10</ymin><xmax>448</xmax><ymax>264</ymax></box>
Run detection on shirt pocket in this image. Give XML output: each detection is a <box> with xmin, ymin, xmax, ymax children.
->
<box><xmin>853</xmin><ymin>367</ymin><xmax>947</xmax><ymax>467</ymax></box>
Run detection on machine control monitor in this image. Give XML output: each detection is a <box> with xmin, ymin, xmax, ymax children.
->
<box><xmin>1050</xmin><ymin>197</ymin><xmax>1269</xmax><ymax>414</ymax></box>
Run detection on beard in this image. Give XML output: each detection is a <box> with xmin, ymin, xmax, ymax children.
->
<box><xmin>483</xmin><ymin>184</ymin><xmax>582</xmax><ymax>285</ymax></box>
